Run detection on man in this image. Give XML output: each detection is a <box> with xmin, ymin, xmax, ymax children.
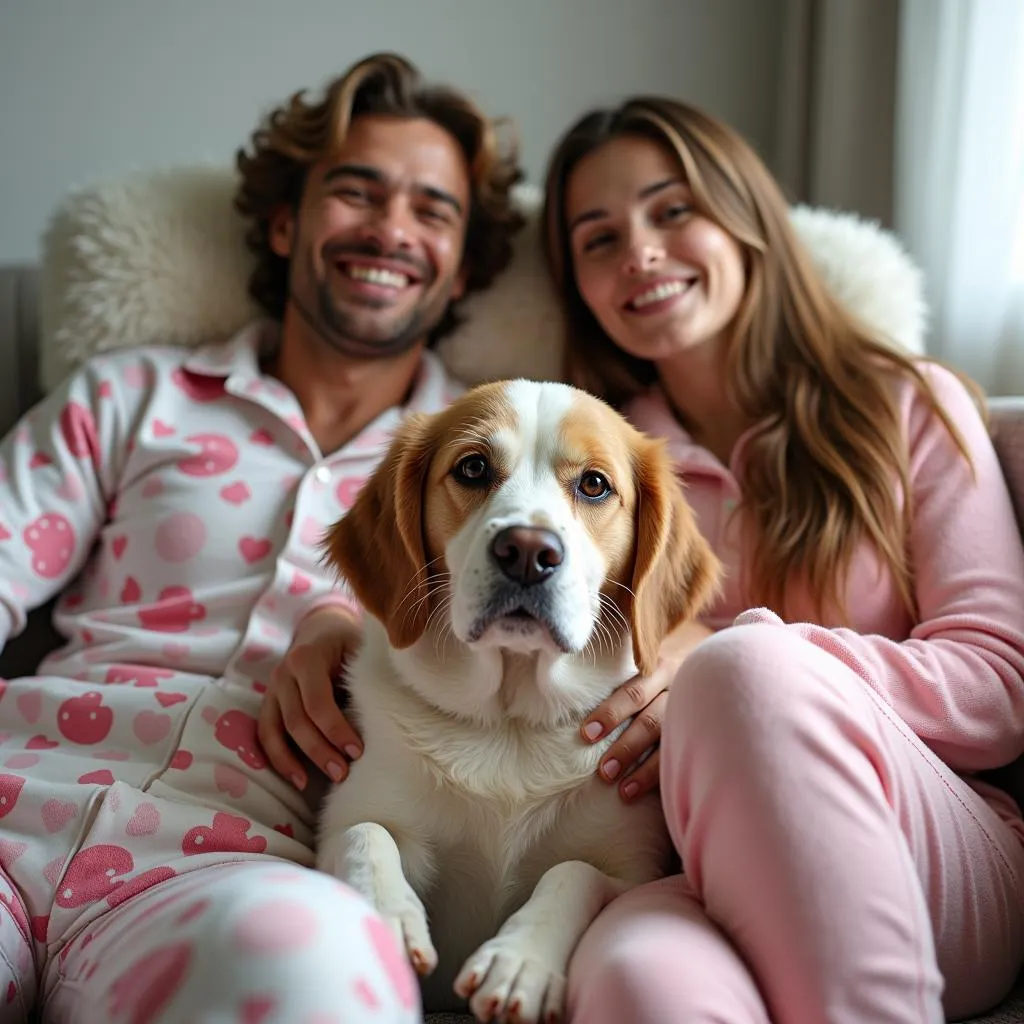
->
<box><xmin>0</xmin><ymin>52</ymin><xmax>521</xmax><ymax>1023</ymax></box>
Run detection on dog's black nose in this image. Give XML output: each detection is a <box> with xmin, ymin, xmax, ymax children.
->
<box><xmin>490</xmin><ymin>526</ymin><xmax>564</xmax><ymax>586</ymax></box>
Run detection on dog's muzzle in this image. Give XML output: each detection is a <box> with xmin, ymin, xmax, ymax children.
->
<box><xmin>463</xmin><ymin>526</ymin><xmax>575</xmax><ymax>650</ymax></box>
<box><xmin>489</xmin><ymin>526</ymin><xmax>564</xmax><ymax>586</ymax></box>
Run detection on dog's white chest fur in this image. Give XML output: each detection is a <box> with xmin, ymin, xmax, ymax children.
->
<box><xmin>317</xmin><ymin>626</ymin><xmax>670</xmax><ymax>1012</ymax></box>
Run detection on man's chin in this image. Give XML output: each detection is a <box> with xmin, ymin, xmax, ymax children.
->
<box><xmin>303</xmin><ymin>299</ymin><xmax>427</xmax><ymax>360</ymax></box>
<box><xmin>319</xmin><ymin>326</ymin><xmax>426</xmax><ymax>361</ymax></box>
<box><xmin>288</xmin><ymin>284</ymin><xmax>444</xmax><ymax>361</ymax></box>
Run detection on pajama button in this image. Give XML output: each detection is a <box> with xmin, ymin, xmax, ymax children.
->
<box><xmin>314</xmin><ymin>466</ymin><xmax>331</xmax><ymax>484</ymax></box>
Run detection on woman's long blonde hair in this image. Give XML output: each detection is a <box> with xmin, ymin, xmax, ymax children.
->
<box><xmin>543</xmin><ymin>97</ymin><xmax>980</xmax><ymax>623</ymax></box>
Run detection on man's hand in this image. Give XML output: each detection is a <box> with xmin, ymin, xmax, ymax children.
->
<box><xmin>581</xmin><ymin>620</ymin><xmax>713</xmax><ymax>801</ymax></box>
<box><xmin>258</xmin><ymin>604</ymin><xmax>364</xmax><ymax>791</ymax></box>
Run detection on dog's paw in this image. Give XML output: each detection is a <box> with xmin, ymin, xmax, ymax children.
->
<box><xmin>454</xmin><ymin>939</ymin><xmax>566</xmax><ymax>1024</ymax></box>
<box><xmin>378</xmin><ymin>886</ymin><xmax>438</xmax><ymax>977</ymax></box>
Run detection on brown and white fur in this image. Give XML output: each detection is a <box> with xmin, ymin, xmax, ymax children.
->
<box><xmin>317</xmin><ymin>379</ymin><xmax>719</xmax><ymax>1022</ymax></box>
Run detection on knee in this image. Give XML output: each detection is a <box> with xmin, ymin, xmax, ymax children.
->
<box><xmin>664</xmin><ymin>623</ymin><xmax>852</xmax><ymax>757</ymax></box>
<box><xmin>569</xmin><ymin>884</ymin><xmax>762</xmax><ymax>1024</ymax></box>
<box><xmin>187</xmin><ymin>865</ymin><xmax>420</xmax><ymax>1019</ymax></box>
<box><xmin>569</xmin><ymin>918</ymin><xmax>684</xmax><ymax>1023</ymax></box>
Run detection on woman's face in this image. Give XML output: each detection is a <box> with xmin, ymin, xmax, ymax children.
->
<box><xmin>565</xmin><ymin>134</ymin><xmax>746</xmax><ymax>366</ymax></box>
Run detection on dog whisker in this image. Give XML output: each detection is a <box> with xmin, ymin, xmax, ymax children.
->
<box><xmin>430</xmin><ymin>599</ymin><xmax>455</xmax><ymax>657</ymax></box>
<box><xmin>394</xmin><ymin>562</ymin><xmax>451</xmax><ymax>627</ymax></box>
<box><xmin>597</xmin><ymin>593</ymin><xmax>629</xmax><ymax>631</ymax></box>
<box><xmin>600</xmin><ymin>603</ymin><xmax>630</xmax><ymax>639</ymax></box>
<box><xmin>603</xmin><ymin>579</ymin><xmax>637</xmax><ymax>601</ymax></box>
<box><xmin>425</xmin><ymin>593</ymin><xmax>454</xmax><ymax>633</ymax></box>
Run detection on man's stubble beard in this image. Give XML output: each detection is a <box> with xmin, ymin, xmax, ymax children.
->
<box><xmin>288</xmin><ymin>249</ymin><xmax>458</xmax><ymax>362</ymax></box>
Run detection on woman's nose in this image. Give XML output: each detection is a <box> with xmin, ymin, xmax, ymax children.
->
<box><xmin>624</xmin><ymin>235</ymin><xmax>666</xmax><ymax>275</ymax></box>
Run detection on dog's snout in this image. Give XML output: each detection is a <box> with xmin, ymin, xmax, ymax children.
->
<box><xmin>490</xmin><ymin>526</ymin><xmax>564</xmax><ymax>586</ymax></box>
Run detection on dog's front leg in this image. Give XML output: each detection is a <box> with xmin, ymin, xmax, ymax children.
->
<box><xmin>318</xmin><ymin>821</ymin><xmax>438</xmax><ymax>977</ymax></box>
<box><xmin>454</xmin><ymin>860</ymin><xmax>627</xmax><ymax>1024</ymax></box>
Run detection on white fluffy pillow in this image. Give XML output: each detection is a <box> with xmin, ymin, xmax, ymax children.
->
<box><xmin>39</xmin><ymin>167</ymin><xmax>927</xmax><ymax>393</ymax></box>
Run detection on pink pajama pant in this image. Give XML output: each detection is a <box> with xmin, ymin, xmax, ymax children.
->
<box><xmin>9</xmin><ymin>860</ymin><xmax>420</xmax><ymax>1023</ymax></box>
<box><xmin>568</xmin><ymin>623</ymin><xmax>1024</xmax><ymax>1023</ymax></box>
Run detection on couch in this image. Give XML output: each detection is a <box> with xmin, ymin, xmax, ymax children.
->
<box><xmin>3</xmin><ymin>229</ymin><xmax>1024</xmax><ymax>1020</ymax></box>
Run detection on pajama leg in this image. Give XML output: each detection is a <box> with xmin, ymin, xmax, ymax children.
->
<box><xmin>42</xmin><ymin>859</ymin><xmax>422</xmax><ymax>1024</ymax></box>
<box><xmin>568</xmin><ymin>875</ymin><xmax>769</xmax><ymax>1024</ymax></box>
<box><xmin>569</xmin><ymin>624</ymin><xmax>1024</xmax><ymax>1024</ymax></box>
<box><xmin>0</xmin><ymin>869</ymin><xmax>36</xmax><ymax>1023</ymax></box>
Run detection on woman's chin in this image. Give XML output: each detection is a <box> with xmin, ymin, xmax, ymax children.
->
<box><xmin>617</xmin><ymin>329</ymin><xmax>715</xmax><ymax>365</ymax></box>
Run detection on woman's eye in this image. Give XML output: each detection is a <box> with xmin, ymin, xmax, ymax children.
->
<box><xmin>578</xmin><ymin>471</ymin><xmax>612</xmax><ymax>500</ymax></box>
<box><xmin>582</xmin><ymin>232</ymin><xmax>615</xmax><ymax>254</ymax></box>
<box><xmin>660</xmin><ymin>203</ymin><xmax>692</xmax><ymax>222</ymax></box>
<box><xmin>453</xmin><ymin>454</ymin><xmax>491</xmax><ymax>486</ymax></box>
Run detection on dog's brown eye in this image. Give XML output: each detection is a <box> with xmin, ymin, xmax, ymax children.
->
<box><xmin>453</xmin><ymin>454</ymin><xmax>491</xmax><ymax>486</ymax></box>
<box><xmin>578</xmin><ymin>471</ymin><xmax>612</xmax><ymax>500</ymax></box>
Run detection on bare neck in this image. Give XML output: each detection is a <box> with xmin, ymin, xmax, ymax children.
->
<box><xmin>270</xmin><ymin>308</ymin><xmax>426</xmax><ymax>456</ymax></box>
<box><xmin>657</xmin><ymin>346</ymin><xmax>748</xmax><ymax>468</ymax></box>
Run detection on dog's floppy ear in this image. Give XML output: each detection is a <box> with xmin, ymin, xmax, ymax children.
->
<box><xmin>629</xmin><ymin>437</ymin><xmax>720</xmax><ymax>676</ymax></box>
<box><xmin>322</xmin><ymin>413</ymin><xmax>436</xmax><ymax>649</ymax></box>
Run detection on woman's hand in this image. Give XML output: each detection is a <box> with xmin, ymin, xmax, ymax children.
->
<box><xmin>582</xmin><ymin>619</ymin><xmax>713</xmax><ymax>801</ymax></box>
<box><xmin>258</xmin><ymin>604</ymin><xmax>364</xmax><ymax>791</ymax></box>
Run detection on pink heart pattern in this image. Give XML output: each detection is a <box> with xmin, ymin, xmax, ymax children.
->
<box><xmin>126</xmin><ymin>802</ymin><xmax>161</xmax><ymax>837</ymax></box>
<box><xmin>238</xmin><ymin>536</ymin><xmax>272</xmax><ymax>564</ymax></box>
<box><xmin>41</xmin><ymin>799</ymin><xmax>78</xmax><ymax>834</ymax></box>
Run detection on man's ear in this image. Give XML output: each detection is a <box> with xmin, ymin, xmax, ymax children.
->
<box><xmin>451</xmin><ymin>264</ymin><xmax>469</xmax><ymax>302</ymax></box>
<box><xmin>269</xmin><ymin>204</ymin><xmax>296</xmax><ymax>259</ymax></box>
<box><xmin>321</xmin><ymin>414</ymin><xmax>435</xmax><ymax>649</ymax></box>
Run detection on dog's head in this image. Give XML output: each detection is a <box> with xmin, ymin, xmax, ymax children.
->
<box><xmin>324</xmin><ymin>380</ymin><xmax>718</xmax><ymax>678</ymax></box>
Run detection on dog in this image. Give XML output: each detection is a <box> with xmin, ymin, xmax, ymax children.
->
<box><xmin>316</xmin><ymin>379</ymin><xmax>719</xmax><ymax>1022</ymax></box>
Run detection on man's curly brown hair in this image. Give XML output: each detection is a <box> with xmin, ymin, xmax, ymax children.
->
<box><xmin>234</xmin><ymin>52</ymin><xmax>524</xmax><ymax>346</ymax></box>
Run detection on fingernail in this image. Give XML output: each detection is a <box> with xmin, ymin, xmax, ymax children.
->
<box><xmin>290</xmin><ymin>773</ymin><xmax>306</xmax><ymax>791</ymax></box>
<box><xmin>622</xmin><ymin>781</ymin><xmax>640</xmax><ymax>800</ymax></box>
<box><xmin>326</xmin><ymin>761</ymin><xmax>345</xmax><ymax>782</ymax></box>
<box><xmin>602</xmin><ymin>758</ymin><xmax>621</xmax><ymax>781</ymax></box>
<box><xmin>582</xmin><ymin>721</ymin><xmax>603</xmax><ymax>742</ymax></box>
<box><xmin>344</xmin><ymin>744</ymin><xmax>362</xmax><ymax>761</ymax></box>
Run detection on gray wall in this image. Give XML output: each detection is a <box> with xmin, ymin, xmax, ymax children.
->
<box><xmin>0</xmin><ymin>0</ymin><xmax>784</xmax><ymax>264</ymax></box>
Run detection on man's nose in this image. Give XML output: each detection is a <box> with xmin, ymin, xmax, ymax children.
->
<box><xmin>358</xmin><ymin>196</ymin><xmax>415</xmax><ymax>252</ymax></box>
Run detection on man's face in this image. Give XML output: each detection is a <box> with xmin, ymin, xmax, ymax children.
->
<box><xmin>271</xmin><ymin>114</ymin><xmax>472</xmax><ymax>360</ymax></box>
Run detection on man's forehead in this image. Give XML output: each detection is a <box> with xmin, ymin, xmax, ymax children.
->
<box><xmin>318</xmin><ymin>114</ymin><xmax>470</xmax><ymax>198</ymax></box>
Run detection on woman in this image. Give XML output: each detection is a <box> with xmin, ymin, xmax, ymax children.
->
<box><xmin>542</xmin><ymin>97</ymin><xmax>1024</xmax><ymax>1023</ymax></box>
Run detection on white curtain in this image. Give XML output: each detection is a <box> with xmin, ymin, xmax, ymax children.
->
<box><xmin>894</xmin><ymin>0</ymin><xmax>1024</xmax><ymax>394</ymax></box>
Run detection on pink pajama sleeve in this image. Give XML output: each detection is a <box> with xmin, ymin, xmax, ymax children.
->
<box><xmin>0</xmin><ymin>356</ymin><xmax>137</xmax><ymax>645</ymax></box>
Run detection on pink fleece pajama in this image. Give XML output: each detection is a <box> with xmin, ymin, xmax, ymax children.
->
<box><xmin>569</xmin><ymin>365</ymin><xmax>1024</xmax><ymax>1022</ymax></box>
<box><xmin>0</xmin><ymin>321</ymin><xmax>461</xmax><ymax>1022</ymax></box>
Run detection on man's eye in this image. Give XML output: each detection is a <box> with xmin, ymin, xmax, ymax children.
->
<box><xmin>453</xmin><ymin>454</ymin><xmax>491</xmax><ymax>486</ymax></box>
<box><xmin>419</xmin><ymin>206</ymin><xmax>451</xmax><ymax>225</ymax></box>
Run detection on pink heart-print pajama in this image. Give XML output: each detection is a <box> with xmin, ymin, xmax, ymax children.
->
<box><xmin>0</xmin><ymin>321</ymin><xmax>463</xmax><ymax>1022</ymax></box>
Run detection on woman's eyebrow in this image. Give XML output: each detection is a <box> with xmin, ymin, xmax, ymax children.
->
<box><xmin>568</xmin><ymin>178</ymin><xmax>682</xmax><ymax>234</ymax></box>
